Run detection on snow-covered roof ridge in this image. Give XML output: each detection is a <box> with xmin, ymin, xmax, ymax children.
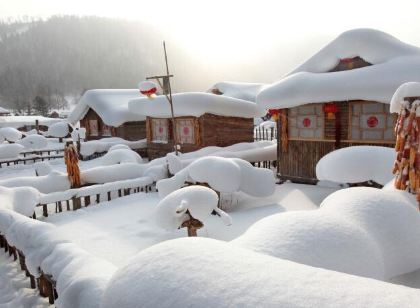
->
<box><xmin>68</xmin><ymin>89</ymin><xmax>146</xmax><ymax>127</ymax></box>
<box><xmin>129</xmin><ymin>92</ymin><xmax>266</xmax><ymax>118</ymax></box>
<box><xmin>257</xmin><ymin>29</ymin><xmax>420</xmax><ymax>109</ymax></box>
<box><xmin>289</xmin><ymin>28</ymin><xmax>420</xmax><ymax>75</ymax></box>
<box><xmin>208</xmin><ymin>81</ymin><xmax>265</xmax><ymax>102</ymax></box>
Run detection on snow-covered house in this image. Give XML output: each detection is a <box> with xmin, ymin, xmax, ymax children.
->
<box><xmin>68</xmin><ymin>90</ymin><xmax>146</xmax><ymax>141</ymax></box>
<box><xmin>0</xmin><ymin>106</ymin><xmax>10</xmax><ymax>116</ymax></box>
<box><xmin>257</xmin><ymin>28</ymin><xmax>420</xmax><ymax>182</ymax></box>
<box><xmin>129</xmin><ymin>92</ymin><xmax>265</xmax><ymax>159</ymax></box>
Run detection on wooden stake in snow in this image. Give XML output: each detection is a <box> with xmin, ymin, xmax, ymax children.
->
<box><xmin>180</xmin><ymin>211</ymin><xmax>204</xmax><ymax>237</ymax></box>
<box><xmin>393</xmin><ymin>99</ymin><xmax>420</xmax><ymax>209</ymax></box>
<box><xmin>64</xmin><ymin>141</ymin><xmax>81</xmax><ymax>189</ymax></box>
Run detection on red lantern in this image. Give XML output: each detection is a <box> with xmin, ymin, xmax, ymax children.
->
<box><xmin>138</xmin><ymin>81</ymin><xmax>158</xmax><ymax>98</ymax></box>
<box><xmin>323</xmin><ymin>103</ymin><xmax>338</xmax><ymax>120</ymax></box>
<box><xmin>268</xmin><ymin>109</ymin><xmax>280</xmax><ymax>121</ymax></box>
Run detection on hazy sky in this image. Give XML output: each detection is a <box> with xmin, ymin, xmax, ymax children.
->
<box><xmin>1</xmin><ymin>0</ymin><xmax>420</xmax><ymax>84</ymax></box>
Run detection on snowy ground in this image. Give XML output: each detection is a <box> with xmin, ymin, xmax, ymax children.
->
<box><xmin>41</xmin><ymin>183</ymin><xmax>335</xmax><ymax>267</ymax></box>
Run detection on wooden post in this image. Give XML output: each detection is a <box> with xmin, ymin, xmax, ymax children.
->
<box><xmin>181</xmin><ymin>215</ymin><xmax>203</xmax><ymax>237</ymax></box>
<box><xmin>35</xmin><ymin>120</ymin><xmax>39</xmax><ymax>134</ymax></box>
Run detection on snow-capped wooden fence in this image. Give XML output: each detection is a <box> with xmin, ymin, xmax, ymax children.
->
<box><xmin>35</xmin><ymin>176</ymin><xmax>155</xmax><ymax>218</ymax></box>
<box><xmin>0</xmin><ymin>154</ymin><xmax>64</xmax><ymax>168</ymax></box>
<box><xmin>21</xmin><ymin>148</ymin><xmax>64</xmax><ymax>157</ymax></box>
<box><xmin>254</xmin><ymin>127</ymin><xmax>277</xmax><ymax>141</ymax></box>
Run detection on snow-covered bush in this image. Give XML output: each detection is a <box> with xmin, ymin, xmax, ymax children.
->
<box><xmin>0</xmin><ymin>143</ymin><xmax>24</xmax><ymax>159</ymax></box>
<box><xmin>17</xmin><ymin>134</ymin><xmax>48</xmax><ymax>150</ymax></box>
<box><xmin>47</xmin><ymin>122</ymin><xmax>70</xmax><ymax>138</ymax></box>
<box><xmin>154</xmin><ymin>186</ymin><xmax>231</xmax><ymax>231</ymax></box>
<box><xmin>0</xmin><ymin>127</ymin><xmax>23</xmax><ymax>142</ymax></box>
<box><xmin>233</xmin><ymin>211</ymin><xmax>384</xmax><ymax>279</ymax></box>
<box><xmin>157</xmin><ymin>156</ymin><xmax>275</xmax><ymax>198</ymax></box>
<box><xmin>101</xmin><ymin>238</ymin><xmax>420</xmax><ymax>308</ymax></box>
<box><xmin>320</xmin><ymin>187</ymin><xmax>420</xmax><ymax>278</ymax></box>
<box><xmin>316</xmin><ymin>146</ymin><xmax>395</xmax><ymax>185</ymax></box>
<box><xmin>100</xmin><ymin>148</ymin><xmax>142</xmax><ymax>165</ymax></box>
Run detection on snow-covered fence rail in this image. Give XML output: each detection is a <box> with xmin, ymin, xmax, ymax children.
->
<box><xmin>254</xmin><ymin>127</ymin><xmax>277</xmax><ymax>141</ymax></box>
<box><xmin>0</xmin><ymin>154</ymin><xmax>64</xmax><ymax>168</ymax></box>
<box><xmin>36</xmin><ymin>176</ymin><xmax>154</xmax><ymax>217</ymax></box>
<box><xmin>21</xmin><ymin>148</ymin><xmax>64</xmax><ymax>157</ymax></box>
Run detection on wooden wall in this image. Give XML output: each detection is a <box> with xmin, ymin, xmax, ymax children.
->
<box><xmin>80</xmin><ymin>108</ymin><xmax>146</xmax><ymax>141</ymax></box>
<box><xmin>146</xmin><ymin>113</ymin><xmax>254</xmax><ymax>160</ymax></box>
<box><xmin>279</xmin><ymin>100</ymin><xmax>396</xmax><ymax>181</ymax></box>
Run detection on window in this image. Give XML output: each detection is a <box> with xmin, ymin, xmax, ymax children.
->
<box><xmin>89</xmin><ymin>120</ymin><xmax>98</xmax><ymax>136</ymax></box>
<box><xmin>288</xmin><ymin>105</ymin><xmax>324</xmax><ymax>139</ymax></box>
<box><xmin>102</xmin><ymin>124</ymin><xmax>112</xmax><ymax>136</ymax></box>
<box><xmin>350</xmin><ymin>102</ymin><xmax>395</xmax><ymax>141</ymax></box>
<box><xmin>152</xmin><ymin>118</ymin><xmax>169</xmax><ymax>143</ymax></box>
<box><xmin>176</xmin><ymin>119</ymin><xmax>195</xmax><ymax>144</ymax></box>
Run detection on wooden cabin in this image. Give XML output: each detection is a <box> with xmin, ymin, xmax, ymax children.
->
<box><xmin>68</xmin><ymin>90</ymin><xmax>146</xmax><ymax>141</ymax></box>
<box><xmin>129</xmin><ymin>92</ymin><xmax>264</xmax><ymax>160</ymax></box>
<box><xmin>274</xmin><ymin>100</ymin><xmax>396</xmax><ymax>182</ymax></box>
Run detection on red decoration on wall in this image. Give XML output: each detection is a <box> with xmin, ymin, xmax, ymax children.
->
<box><xmin>158</xmin><ymin>126</ymin><xmax>163</xmax><ymax>134</ymax></box>
<box><xmin>303</xmin><ymin>118</ymin><xmax>311</xmax><ymax>128</ymax></box>
<box><xmin>367</xmin><ymin>116</ymin><xmax>379</xmax><ymax>128</ymax></box>
<box><xmin>323</xmin><ymin>103</ymin><xmax>338</xmax><ymax>120</ymax></box>
<box><xmin>183</xmin><ymin>127</ymin><xmax>190</xmax><ymax>135</ymax></box>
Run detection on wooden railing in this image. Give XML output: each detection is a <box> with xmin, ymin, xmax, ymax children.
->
<box><xmin>0</xmin><ymin>154</ymin><xmax>64</xmax><ymax>168</ymax></box>
<box><xmin>254</xmin><ymin>127</ymin><xmax>277</xmax><ymax>141</ymax></box>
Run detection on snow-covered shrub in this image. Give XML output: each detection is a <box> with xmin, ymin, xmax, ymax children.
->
<box><xmin>101</xmin><ymin>238</ymin><xmax>420</xmax><ymax>308</ymax></box>
<box><xmin>47</xmin><ymin>122</ymin><xmax>70</xmax><ymax>138</ymax></box>
<box><xmin>0</xmin><ymin>143</ymin><xmax>24</xmax><ymax>159</ymax></box>
<box><xmin>233</xmin><ymin>211</ymin><xmax>384</xmax><ymax>279</ymax></box>
<box><xmin>17</xmin><ymin>134</ymin><xmax>48</xmax><ymax>150</ymax></box>
<box><xmin>320</xmin><ymin>187</ymin><xmax>420</xmax><ymax>278</ymax></box>
<box><xmin>34</xmin><ymin>161</ymin><xmax>52</xmax><ymax>176</ymax></box>
<box><xmin>0</xmin><ymin>127</ymin><xmax>23</xmax><ymax>142</ymax></box>
<box><xmin>100</xmin><ymin>148</ymin><xmax>142</xmax><ymax>165</ymax></box>
<box><xmin>157</xmin><ymin>156</ymin><xmax>275</xmax><ymax>198</ymax></box>
<box><xmin>316</xmin><ymin>146</ymin><xmax>395</xmax><ymax>185</ymax></box>
<box><xmin>154</xmin><ymin>186</ymin><xmax>231</xmax><ymax>231</ymax></box>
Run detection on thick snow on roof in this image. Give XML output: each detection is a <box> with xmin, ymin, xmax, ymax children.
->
<box><xmin>68</xmin><ymin>89</ymin><xmax>146</xmax><ymax>126</ymax></box>
<box><xmin>390</xmin><ymin>82</ymin><xmax>420</xmax><ymax>113</ymax></box>
<box><xmin>129</xmin><ymin>92</ymin><xmax>265</xmax><ymax>118</ymax></box>
<box><xmin>208</xmin><ymin>81</ymin><xmax>265</xmax><ymax>102</ymax></box>
<box><xmin>257</xmin><ymin>29</ymin><xmax>420</xmax><ymax>109</ymax></box>
<box><xmin>0</xmin><ymin>116</ymin><xmax>62</xmax><ymax>128</ymax></box>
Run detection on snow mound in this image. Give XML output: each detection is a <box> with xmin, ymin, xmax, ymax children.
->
<box><xmin>18</xmin><ymin>134</ymin><xmax>48</xmax><ymax>150</ymax></box>
<box><xmin>320</xmin><ymin>187</ymin><xmax>420</xmax><ymax>278</ymax></box>
<box><xmin>34</xmin><ymin>161</ymin><xmax>52</xmax><ymax>176</ymax></box>
<box><xmin>101</xmin><ymin>237</ymin><xmax>420</xmax><ymax>308</ymax></box>
<box><xmin>233</xmin><ymin>211</ymin><xmax>384</xmax><ymax>279</ymax></box>
<box><xmin>0</xmin><ymin>171</ymin><xmax>70</xmax><ymax>193</ymax></box>
<box><xmin>207</xmin><ymin>81</ymin><xmax>265</xmax><ymax>102</ymax></box>
<box><xmin>154</xmin><ymin>186</ymin><xmax>231</xmax><ymax>230</ymax></box>
<box><xmin>390</xmin><ymin>81</ymin><xmax>420</xmax><ymax>113</ymax></box>
<box><xmin>158</xmin><ymin>156</ymin><xmax>275</xmax><ymax>198</ymax></box>
<box><xmin>79</xmin><ymin>137</ymin><xmax>146</xmax><ymax>156</ymax></box>
<box><xmin>316</xmin><ymin>146</ymin><xmax>395</xmax><ymax>185</ymax></box>
<box><xmin>108</xmin><ymin>144</ymin><xmax>130</xmax><ymax>151</ymax></box>
<box><xmin>129</xmin><ymin>92</ymin><xmax>265</xmax><ymax>118</ymax></box>
<box><xmin>0</xmin><ymin>186</ymin><xmax>40</xmax><ymax>216</ymax></box>
<box><xmin>47</xmin><ymin>122</ymin><xmax>69</xmax><ymax>138</ymax></box>
<box><xmin>0</xmin><ymin>143</ymin><xmax>24</xmax><ymax>159</ymax></box>
<box><xmin>0</xmin><ymin>127</ymin><xmax>22</xmax><ymax>142</ymax></box>
<box><xmin>100</xmin><ymin>149</ymin><xmax>142</xmax><ymax>165</ymax></box>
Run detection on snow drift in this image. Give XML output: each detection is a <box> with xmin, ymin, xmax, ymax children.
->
<box><xmin>0</xmin><ymin>143</ymin><xmax>24</xmax><ymax>159</ymax></box>
<box><xmin>101</xmin><ymin>237</ymin><xmax>420</xmax><ymax>308</ymax></box>
<box><xmin>316</xmin><ymin>146</ymin><xmax>395</xmax><ymax>185</ymax></box>
<box><xmin>0</xmin><ymin>186</ymin><xmax>40</xmax><ymax>216</ymax></box>
<box><xmin>17</xmin><ymin>134</ymin><xmax>48</xmax><ymax>150</ymax></box>
<box><xmin>47</xmin><ymin>122</ymin><xmax>70</xmax><ymax>138</ymax></box>
<box><xmin>0</xmin><ymin>127</ymin><xmax>22</xmax><ymax>142</ymax></box>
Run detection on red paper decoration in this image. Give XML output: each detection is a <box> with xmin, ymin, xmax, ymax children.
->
<box><xmin>303</xmin><ymin>118</ymin><xmax>311</xmax><ymax>128</ymax></box>
<box><xmin>323</xmin><ymin>103</ymin><xmax>338</xmax><ymax>120</ymax></box>
<box><xmin>367</xmin><ymin>116</ymin><xmax>379</xmax><ymax>128</ymax></box>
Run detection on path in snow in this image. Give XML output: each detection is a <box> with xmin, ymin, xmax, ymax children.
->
<box><xmin>0</xmin><ymin>252</ymin><xmax>49</xmax><ymax>308</ymax></box>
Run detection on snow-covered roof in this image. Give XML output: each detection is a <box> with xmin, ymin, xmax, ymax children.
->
<box><xmin>68</xmin><ymin>89</ymin><xmax>146</xmax><ymax>127</ymax></box>
<box><xmin>0</xmin><ymin>116</ymin><xmax>62</xmax><ymax>128</ymax></box>
<box><xmin>0</xmin><ymin>106</ymin><xmax>10</xmax><ymax>114</ymax></box>
<box><xmin>257</xmin><ymin>29</ymin><xmax>420</xmax><ymax>109</ymax></box>
<box><xmin>208</xmin><ymin>81</ymin><xmax>265</xmax><ymax>102</ymax></box>
<box><xmin>129</xmin><ymin>92</ymin><xmax>265</xmax><ymax>118</ymax></box>
<box><xmin>390</xmin><ymin>82</ymin><xmax>420</xmax><ymax>113</ymax></box>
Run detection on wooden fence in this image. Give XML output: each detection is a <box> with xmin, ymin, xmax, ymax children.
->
<box><xmin>0</xmin><ymin>154</ymin><xmax>64</xmax><ymax>168</ymax></box>
<box><xmin>254</xmin><ymin>127</ymin><xmax>277</xmax><ymax>141</ymax></box>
